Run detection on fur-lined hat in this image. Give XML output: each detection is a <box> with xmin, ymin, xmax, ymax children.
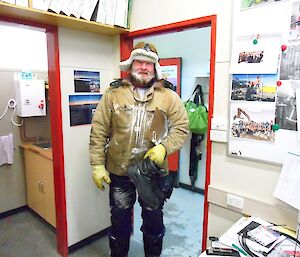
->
<box><xmin>119</xmin><ymin>42</ymin><xmax>162</xmax><ymax>80</ymax></box>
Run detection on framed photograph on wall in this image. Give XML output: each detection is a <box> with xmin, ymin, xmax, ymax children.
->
<box><xmin>69</xmin><ymin>94</ymin><xmax>101</xmax><ymax>126</ymax></box>
<box><xmin>159</xmin><ymin>57</ymin><xmax>182</xmax><ymax>172</ymax></box>
<box><xmin>74</xmin><ymin>70</ymin><xmax>100</xmax><ymax>93</ymax></box>
<box><xmin>159</xmin><ymin>57</ymin><xmax>182</xmax><ymax>96</ymax></box>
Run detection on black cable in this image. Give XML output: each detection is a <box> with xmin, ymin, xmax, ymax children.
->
<box><xmin>237</xmin><ymin>225</ymin><xmax>300</xmax><ymax>257</ymax></box>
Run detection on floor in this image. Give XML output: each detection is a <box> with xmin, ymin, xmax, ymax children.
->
<box><xmin>0</xmin><ymin>188</ymin><xmax>204</xmax><ymax>257</ymax></box>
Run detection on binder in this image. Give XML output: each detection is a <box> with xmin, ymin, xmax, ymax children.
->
<box><xmin>71</xmin><ymin>0</ymin><xmax>85</xmax><ymax>18</ymax></box>
<box><xmin>48</xmin><ymin>0</ymin><xmax>61</xmax><ymax>13</ymax></box>
<box><xmin>60</xmin><ymin>0</ymin><xmax>75</xmax><ymax>16</ymax></box>
<box><xmin>96</xmin><ymin>0</ymin><xmax>107</xmax><ymax>24</ymax></box>
<box><xmin>114</xmin><ymin>0</ymin><xmax>129</xmax><ymax>28</ymax></box>
<box><xmin>81</xmin><ymin>0</ymin><xmax>98</xmax><ymax>21</ymax></box>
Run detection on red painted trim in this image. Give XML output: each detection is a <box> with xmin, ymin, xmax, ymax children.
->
<box><xmin>46</xmin><ymin>27</ymin><xmax>68</xmax><ymax>257</ymax></box>
<box><xmin>202</xmin><ymin>15</ymin><xmax>217</xmax><ymax>251</ymax></box>
<box><xmin>120</xmin><ymin>15</ymin><xmax>217</xmax><ymax>251</ymax></box>
<box><xmin>125</xmin><ymin>15</ymin><xmax>213</xmax><ymax>38</ymax></box>
<box><xmin>0</xmin><ymin>17</ymin><xmax>68</xmax><ymax>257</ymax></box>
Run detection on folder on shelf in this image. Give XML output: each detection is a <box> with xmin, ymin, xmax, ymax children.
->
<box><xmin>114</xmin><ymin>0</ymin><xmax>129</xmax><ymax>28</ymax></box>
<box><xmin>60</xmin><ymin>0</ymin><xmax>75</xmax><ymax>16</ymax></box>
<box><xmin>31</xmin><ymin>0</ymin><xmax>50</xmax><ymax>11</ymax></box>
<box><xmin>96</xmin><ymin>0</ymin><xmax>107</xmax><ymax>24</ymax></box>
<box><xmin>16</xmin><ymin>0</ymin><xmax>28</xmax><ymax>7</ymax></box>
<box><xmin>71</xmin><ymin>0</ymin><xmax>85</xmax><ymax>19</ymax></box>
<box><xmin>48</xmin><ymin>0</ymin><xmax>61</xmax><ymax>13</ymax></box>
<box><xmin>1</xmin><ymin>0</ymin><xmax>16</xmax><ymax>4</ymax></box>
<box><xmin>105</xmin><ymin>0</ymin><xmax>117</xmax><ymax>26</ymax></box>
<box><xmin>81</xmin><ymin>0</ymin><xmax>98</xmax><ymax>21</ymax></box>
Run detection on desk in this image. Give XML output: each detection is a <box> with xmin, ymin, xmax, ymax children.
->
<box><xmin>199</xmin><ymin>216</ymin><xmax>298</xmax><ymax>257</ymax></box>
<box><xmin>199</xmin><ymin>251</ymin><xmax>217</xmax><ymax>257</ymax></box>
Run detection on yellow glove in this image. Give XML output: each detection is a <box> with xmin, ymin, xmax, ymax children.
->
<box><xmin>144</xmin><ymin>144</ymin><xmax>166</xmax><ymax>166</ymax></box>
<box><xmin>92</xmin><ymin>164</ymin><xmax>111</xmax><ymax>191</ymax></box>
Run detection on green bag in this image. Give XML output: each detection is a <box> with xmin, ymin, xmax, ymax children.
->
<box><xmin>184</xmin><ymin>101</ymin><xmax>208</xmax><ymax>134</ymax></box>
<box><xmin>184</xmin><ymin>84</ymin><xmax>208</xmax><ymax>134</ymax></box>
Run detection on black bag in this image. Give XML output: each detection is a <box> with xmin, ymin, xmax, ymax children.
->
<box><xmin>127</xmin><ymin>158</ymin><xmax>172</xmax><ymax>209</ymax></box>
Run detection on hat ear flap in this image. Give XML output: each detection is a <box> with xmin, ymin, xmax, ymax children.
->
<box><xmin>155</xmin><ymin>63</ymin><xmax>162</xmax><ymax>80</ymax></box>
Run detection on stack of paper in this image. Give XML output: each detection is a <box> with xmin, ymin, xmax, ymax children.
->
<box><xmin>219</xmin><ymin>217</ymin><xmax>286</xmax><ymax>257</ymax></box>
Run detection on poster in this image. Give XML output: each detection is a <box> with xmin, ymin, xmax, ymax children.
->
<box><xmin>297</xmin><ymin>89</ymin><xmax>300</xmax><ymax>140</ymax></box>
<box><xmin>289</xmin><ymin>1</ymin><xmax>300</xmax><ymax>41</ymax></box>
<box><xmin>230</xmin><ymin>102</ymin><xmax>276</xmax><ymax>142</ymax></box>
<box><xmin>74</xmin><ymin>70</ymin><xmax>100</xmax><ymax>93</ymax></box>
<box><xmin>240</xmin><ymin>0</ymin><xmax>284</xmax><ymax>10</ymax></box>
<box><xmin>69</xmin><ymin>94</ymin><xmax>101</xmax><ymax>126</ymax></box>
<box><xmin>161</xmin><ymin>65</ymin><xmax>177</xmax><ymax>87</ymax></box>
<box><xmin>275</xmin><ymin>80</ymin><xmax>299</xmax><ymax>131</ymax></box>
<box><xmin>231</xmin><ymin>74</ymin><xmax>277</xmax><ymax>102</ymax></box>
<box><xmin>279</xmin><ymin>43</ymin><xmax>300</xmax><ymax>80</ymax></box>
<box><xmin>159</xmin><ymin>58</ymin><xmax>181</xmax><ymax>95</ymax></box>
<box><xmin>230</xmin><ymin>35</ymin><xmax>281</xmax><ymax>74</ymax></box>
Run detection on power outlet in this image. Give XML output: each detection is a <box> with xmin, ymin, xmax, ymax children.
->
<box><xmin>226</xmin><ymin>194</ymin><xmax>244</xmax><ymax>209</ymax></box>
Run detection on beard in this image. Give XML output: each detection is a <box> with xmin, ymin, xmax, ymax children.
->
<box><xmin>131</xmin><ymin>71</ymin><xmax>155</xmax><ymax>87</ymax></box>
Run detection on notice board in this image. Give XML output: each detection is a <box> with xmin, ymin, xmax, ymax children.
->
<box><xmin>227</xmin><ymin>0</ymin><xmax>300</xmax><ymax>165</ymax></box>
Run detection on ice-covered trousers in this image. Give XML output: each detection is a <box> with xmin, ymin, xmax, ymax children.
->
<box><xmin>109</xmin><ymin>173</ymin><xmax>165</xmax><ymax>239</ymax></box>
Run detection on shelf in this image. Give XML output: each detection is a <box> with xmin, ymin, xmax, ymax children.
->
<box><xmin>0</xmin><ymin>2</ymin><xmax>129</xmax><ymax>35</ymax></box>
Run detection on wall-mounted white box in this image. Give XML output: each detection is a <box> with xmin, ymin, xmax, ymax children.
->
<box><xmin>211</xmin><ymin>117</ymin><xmax>228</xmax><ymax>131</ymax></box>
<box><xmin>210</xmin><ymin>130</ymin><xmax>227</xmax><ymax>142</ymax></box>
<box><xmin>14</xmin><ymin>79</ymin><xmax>46</xmax><ymax>117</ymax></box>
<box><xmin>227</xmin><ymin>193</ymin><xmax>244</xmax><ymax>210</ymax></box>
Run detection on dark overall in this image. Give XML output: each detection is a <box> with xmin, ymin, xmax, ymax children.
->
<box><xmin>109</xmin><ymin>173</ymin><xmax>165</xmax><ymax>257</ymax></box>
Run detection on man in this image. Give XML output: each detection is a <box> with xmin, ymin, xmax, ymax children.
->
<box><xmin>89</xmin><ymin>42</ymin><xmax>188</xmax><ymax>257</ymax></box>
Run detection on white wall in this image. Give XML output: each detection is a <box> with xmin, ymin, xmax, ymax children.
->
<box><xmin>129</xmin><ymin>0</ymin><xmax>298</xmax><ymax>241</ymax></box>
<box><xmin>0</xmin><ymin>24</ymin><xmax>48</xmax><ymax>71</ymax></box>
<box><xmin>58</xmin><ymin>27</ymin><xmax>112</xmax><ymax>246</ymax></box>
<box><xmin>0</xmin><ymin>23</ymin><xmax>49</xmax><ymax>213</ymax></box>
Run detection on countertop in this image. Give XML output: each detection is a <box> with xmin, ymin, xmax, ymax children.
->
<box><xmin>20</xmin><ymin>142</ymin><xmax>53</xmax><ymax>161</ymax></box>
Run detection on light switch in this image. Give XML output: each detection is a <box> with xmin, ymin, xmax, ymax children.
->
<box><xmin>211</xmin><ymin>117</ymin><xmax>228</xmax><ymax>131</ymax></box>
<box><xmin>210</xmin><ymin>130</ymin><xmax>227</xmax><ymax>142</ymax></box>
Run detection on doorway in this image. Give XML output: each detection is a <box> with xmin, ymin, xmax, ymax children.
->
<box><xmin>120</xmin><ymin>15</ymin><xmax>216</xmax><ymax>252</ymax></box>
<box><xmin>0</xmin><ymin>17</ymin><xmax>67</xmax><ymax>257</ymax></box>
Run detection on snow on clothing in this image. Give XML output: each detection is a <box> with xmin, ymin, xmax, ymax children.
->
<box><xmin>89</xmin><ymin>78</ymin><xmax>188</xmax><ymax>176</ymax></box>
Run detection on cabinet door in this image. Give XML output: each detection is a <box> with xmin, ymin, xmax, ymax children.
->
<box><xmin>42</xmin><ymin>159</ymin><xmax>56</xmax><ymax>227</ymax></box>
<box><xmin>24</xmin><ymin>149</ymin><xmax>44</xmax><ymax>218</ymax></box>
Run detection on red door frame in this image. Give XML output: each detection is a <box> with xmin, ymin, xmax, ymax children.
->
<box><xmin>120</xmin><ymin>15</ymin><xmax>216</xmax><ymax>250</ymax></box>
<box><xmin>0</xmin><ymin>16</ymin><xmax>68</xmax><ymax>257</ymax></box>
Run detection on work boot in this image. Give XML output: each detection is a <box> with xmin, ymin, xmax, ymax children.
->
<box><xmin>109</xmin><ymin>235</ymin><xmax>130</xmax><ymax>257</ymax></box>
<box><xmin>143</xmin><ymin>233</ymin><xmax>163</xmax><ymax>257</ymax></box>
<box><xmin>127</xmin><ymin>158</ymin><xmax>165</xmax><ymax>209</ymax></box>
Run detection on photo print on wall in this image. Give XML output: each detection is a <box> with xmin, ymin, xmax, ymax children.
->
<box><xmin>231</xmin><ymin>35</ymin><xmax>281</xmax><ymax>74</ymax></box>
<box><xmin>240</xmin><ymin>0</ymin><xmax>284</xmax><ymax>10</ymax></box>
<box><xmin>280</xmin><ymin>43</ymin><xmax>300</xmax><ymax>80</ymax></box>
<box><xmin>74</xmin><ymin>70</ymin><xmax>101</xmax><ymax>93</ymax></box>
<box><xmin>69</xmin><ymin>94</ymin><xmax>102</xmax><ymax>126</ymax></box>
<box><xmin>231</xmin><ymin>74</ymin><xmax>278</xmax><ymax>102</ymax></box>
<box><xmin>230</xmin><ymin>102</ymin><xmax>276</xmax><ymax>142</ymax></box>
<box><xmin>275</xmin><ymin>80</ymin><xmax>299</xmax><ymax>131</ymax></box>
<box><xmin>289</xmin><ymin>1</ymin><xmax>300</xmax><ymax>41</ymax></box>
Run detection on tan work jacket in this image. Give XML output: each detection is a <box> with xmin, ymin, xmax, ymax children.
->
<box><xmin>89</xmin><ymin>78</ymin><xmax>188</xmax><ymax>176</ymax></box>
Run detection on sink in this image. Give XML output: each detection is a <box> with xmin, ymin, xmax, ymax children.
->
<box><xmin>33</xmin><ymin>142</ymin><xmax>51</xmax><ymax>149</ymax></box>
